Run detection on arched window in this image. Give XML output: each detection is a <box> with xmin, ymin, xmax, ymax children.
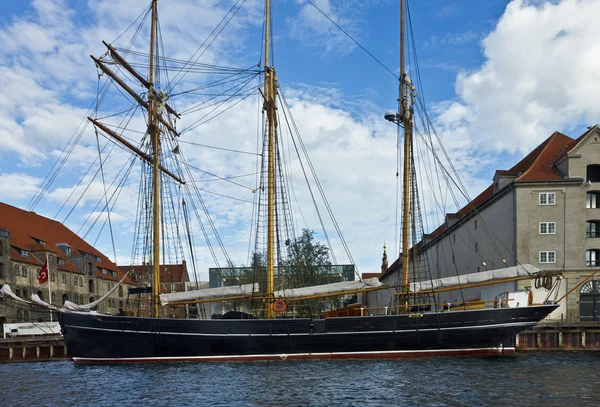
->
<box><xmin>14</xmin><ymin>264</ymin><xmax>19</xmax><ymax>276</ymax></box>
<box><xmin>80</xmin><ymin>294</ymin><xmax>84</xmax><ymax>304</ymax></box>
<box><xmin>79</xmin><ymin>277</ymin><xmax>83</xmax><ymax>287</ymax></box>
<box><xmin>15</xmin><ymin>286</ymin><xmax>20</xmax><ymax>297</ymax></box>
<box><xmin>587</xmin><ymin>221</ymin><xmax>600</xmax><ymax>238</ymax></box>
<box><xmin>586</xmin><ymin>249</ymin><xmax>600</xmax><ymax>267</ymax></box>
<box><xmin>88</xmin><ymin>279</ymin><xmax>94</xmax><ymax>293</ymax></box>
<box><xmin>119</xmin><ymin>300</ymin><xmax>124</xmax><ymax>309</ymax></box>
<box><xmin>118</xmin><ymin>286</ymin><xmax>123</xmax><ymax>297</ymax></box>
<box><xmin>50</xmin><ymin>272</ymin><xmax>55</xmax><ymax>282</ymax></box>
<box><xmin>21</xmin><ymin>266</ymin><xmax>27</xmax><ymax>278</ymax></box>
<box><xmin>16</xmin><ymin>310</ymin><xmax>22</xmax><ymax>320</ymax></box>
<box><xmin>51</xmin><ymin>291</ymin><xmax>56</xmax><ymax>304</ymax></box>
<box><xmin>107</xmin><ymin>282</ymin><xmax>111</xmax><ymax>291</ymax></box>
<box><xmin>587</xmin><ymin>165</ymin><xmax>600</xmax><ymax>183</ymax></box>
<box><xmin>23</xmin><ymin>310</ymin><xmax>29</xmax><ymax>321</ymax></box>
<box><xmin>62</xmin><ymin>294</ymin><xmax>68</xmax><ymax>304</ymax></box>
<box><xmin>587</xmin><ymin>192</ymin><xmax>600</xmax><ymax>209</ymax></box>
<box><xmin>23</xmin><ymin>288</ymin><xmax>28</xmax><ymax>299</ymax></box>
<box><xmin>62</xmin><ymin>273</ymin><xmax>66</xmax><ymax>284</ymax></box>
<box><xmin>0</xmin><ymin>262</ymin><xmax>4</xmax><ymax>279</ymax></box>
<box><xmin>89</xmin><ymin>297</ymin><xmax>95</xmax><ymax>303</ymax></box>
<box><xmin>87</xmin><ymin>262</ymin><xmax>93</xmax><ymax>275</ymax></box>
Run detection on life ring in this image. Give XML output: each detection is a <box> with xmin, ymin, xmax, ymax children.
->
<box><xmin>273</xmin><ymin>299</ymin><xmax>287</xmax><ymax>313</ymax></box>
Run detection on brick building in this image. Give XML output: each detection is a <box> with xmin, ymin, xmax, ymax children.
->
<box><xmin>0</xmin><ymin>202</ymin><xmax>134</xmax><ymax>323</ymax></box>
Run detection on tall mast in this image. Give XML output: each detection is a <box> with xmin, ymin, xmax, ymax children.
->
<box><xmin>149</xmin><ymin>0</ymin><xmax>161</xmax><ymax>319</ymax></box>
<box><xmin>264</xmin><ymin>0</ymin><xmax>276</xmax><ymax>319</ymax></box>
<box><xmin>399</xmin><ymin>0</ymin><xmax>412</xmax><ymax>314</ymax></box>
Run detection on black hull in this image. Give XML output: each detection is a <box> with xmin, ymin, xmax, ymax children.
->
<box><xmin>59</xmin><ymin>305</ymin><xmax>557</xmax><ymax>362</ymax></box>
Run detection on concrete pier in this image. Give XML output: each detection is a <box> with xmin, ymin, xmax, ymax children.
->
<box><xmin>517</xmin><ymin>322</ymin><xmax>600</xmax><ymax>351</ymax></box>
<box><xmin>0</xmin><ymin>335</ymin><xmax>68</xmax><ymax>362</ymax></box>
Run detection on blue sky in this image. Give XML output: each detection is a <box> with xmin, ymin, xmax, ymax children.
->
<box><xmin>0</xmin><ymin>0</ymin><xmax>599</xmax><ymax>279</ymax></box>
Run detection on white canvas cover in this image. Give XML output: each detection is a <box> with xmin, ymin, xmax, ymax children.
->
<box><xmin>410</xmin><ymin>264</ymin><xmax>540</xmax><ymax>292</ymax></box>
<box><xmin>274</xmin><ymin>277</ymin><xmax>384</xmax><ymax>299</ymax></box>
<box><xmin>160</xmin><ymin>283</ymin><xmax>259</xmax><ymax>305</ymax></box>
<box><xmin>62</xmin><ymin>271</ymin><xmax>129</xmax><ymax>311</ymax></box>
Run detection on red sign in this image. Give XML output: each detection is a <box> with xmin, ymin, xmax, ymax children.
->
<box><xmin>38</xmin><ymin>261</ymin><xmax>48</xmax><ymax>284</ymax></box>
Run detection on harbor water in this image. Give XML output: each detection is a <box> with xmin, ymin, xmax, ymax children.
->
<box><xmin>3</xmin><ymin>352</ymin><xmax>599</xmax><ymax>406</ymax></box>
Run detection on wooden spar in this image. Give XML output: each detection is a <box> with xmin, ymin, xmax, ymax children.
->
<box><xmin>399</xmin><ymin>0</ymin><xmax>412</xmax><ymax>314</ymax></box>
<box><xmin>87</xmin><ymin>117</ymin><xmax>184</xmax><ymax>184</ymax></box>
<box><xmin>264</xmin><ymin>0</ymin><xmax>276</xmax><ymax>319</ymax></box>
<box><xmin>149</xmin><ymin>0</ymin><xmax>160</xmax><ymax>319</ymax></box>
<box><xmin>102</xmin><ymin>41</ymin><xmax>181</xmax><ymax>119</ymax></box>
<box><xmin>91</xmin><ymin>56</ymin><xmax>180</xmax><ymax>137</ymax></box>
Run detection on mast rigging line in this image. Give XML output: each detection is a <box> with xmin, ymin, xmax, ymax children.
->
<box><xmin>167</xmin><ymin>0</ymin><xmax>249</xmax><ymax>92</ymax></box>
<box><xmin>305</xmin><ymin>0</ymin><xmax>398</xmax><ymax>80</ymax></box>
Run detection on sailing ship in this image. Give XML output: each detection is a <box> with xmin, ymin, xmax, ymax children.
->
<box><xmin>10</xmin><ymin>0</ymin><xmax>559</xmax><ymax>362</ymax></box>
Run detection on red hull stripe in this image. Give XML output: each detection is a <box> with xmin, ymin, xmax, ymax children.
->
<box><xmin>73</xmin><ymin>347</ymin><xmax>516</xmax><ymax>363</ymax></box>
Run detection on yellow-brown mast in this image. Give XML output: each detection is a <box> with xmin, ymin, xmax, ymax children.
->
<box><xmin>399</xmin><ymin>0</ymin><xmax>412</xmax><ymax>313</ymax></box>
<box><xmin>149</xmin><ymin>0</ymin><xmax>161</xmax><ymax>318</ymax></box>
<box><xmin>263</xmin><ymin>0</ymin><xmax>276</xmax><ymax>319</ymax></box>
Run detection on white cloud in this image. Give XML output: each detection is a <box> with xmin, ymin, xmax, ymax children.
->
<box><xmin>433</xmin><ymin>0</ymin><xmax>600</xmax><ymax>154</ymax></box>
<box><xmin>0</xmin><ymin>173</ymin><xmax>42</xmax><ymax>200</ymax></box>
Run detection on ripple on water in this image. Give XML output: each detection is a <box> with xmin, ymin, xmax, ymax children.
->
<box><xmin>2</xmin><ymin>353</ymin><xmax>600</xmax><ymax>407</ymax></box>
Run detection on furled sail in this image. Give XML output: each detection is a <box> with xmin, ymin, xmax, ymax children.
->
<box><xmin>160</xmin><ymin>283</ymin><xmax>259</xmax><ymax>305</ymax></box>
<box><xmin>274</xmin><ymin>277</ymin><xmax>384</xmax><ymax>299</ymax></box>
<box><xmin>0</xmin><ymin>285</ymin><xmax>36</xmax><ymax>306</ymax></box>
<box><xmin>61</xmin><ymin>272</ymin><xmax>129</xmax><ymax>311</ymax></box>
<box><xmin>411</xmin><ymin>264</ymin><xmax>540</xmax><ymax>292</ymax></box>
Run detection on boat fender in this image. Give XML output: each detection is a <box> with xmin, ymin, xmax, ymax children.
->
<box><xmin>280</xmin><ymin>353</ymin><xmax>288</xmax><ymax>360</ymax></box>
<box><xmin>528</xmin><ymin>290</ymin><xmax>534</xmax><ymax>306</ymax></box>
<box><xmin>273</xmin><ymin>299</ymin><xmax>287</xmax><ymax>313</ymax></box>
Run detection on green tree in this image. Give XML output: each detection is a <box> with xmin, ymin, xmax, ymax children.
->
<box><xmin>281</xmin><ymin>229</ymin><xmax>339</xmax><ymax>317</ymax></box>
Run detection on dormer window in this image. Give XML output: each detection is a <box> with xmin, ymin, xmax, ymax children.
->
<box><xmin>96</xmin><ymin>256</ymin><xmax>102</xmax><ymax>262</ymax></box>
<box><xmin>21</xmin><ymin>250</ymin><xmax>29</xmax><ymax>257</ymax></box>
<box><xmin>539</xmin><ymin>192</ymin><xmax>556</xmax><ymax>205</ymax></box>
<box><xmin>587</xmin><ymin>165</ymin><xmax>600</xmax><ymax>183</ymax></box>
<box><xmin>58</xmin><ymin>258</ymin><xmax>65</xmax><ymax>266</ymax></box>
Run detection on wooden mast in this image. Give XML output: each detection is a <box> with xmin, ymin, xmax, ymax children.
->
<box><xmin>264</xmin><ymin>0</ymin><xmax>276</xmax><ymax>319</ymax></box>
<box><xmin>149</xmin><ymin>0</ymin><xmax>161</xmax><ymax>318</ymax></box>
<box><xmin>399</xmin><ymin>0</ymin><xmax>412</xmax><ymax>313</ymax></box>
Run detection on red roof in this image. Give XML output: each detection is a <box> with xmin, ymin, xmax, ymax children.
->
<box><xmin>0</xmin><ymin>202</ymin><xmax>132</xmax><ymax>283</ymax></box>
<box><xmin>118</xmin><ymin>262</ymin><xmax>189</xmax><ymax>284</ymax></box>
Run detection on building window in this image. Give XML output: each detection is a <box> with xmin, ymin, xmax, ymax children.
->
<box><xmin>539</xmin><ymin>251</ymin><xmax>556</xmax><ymax>264</ymax></box>
<box><xmin>586</xmin><ymin>249</ymin><xmax>600</xmax><ymax>267</ymax></box>
<box><xmin>73</xmin><ymin>295</ymin><xmax>78</xmax><ymax>305</ymax></box>
<box><xmin>16</xmin><ymin>310</ymin><xmax>22</xmax><ymax>320</ymax></box>
<box><xmin>107</xmin><ymin>283</ymin><xmax>111</xmax><ymax>291</ymax></box>
<box><xmin>62</xmin><ymin>273</ymin><xmax>67</xmax><ymax>284</ymax></box>
<box><xmin>587</xmin><ymin>192</ymin><xmax>600</xmax><ymax>209</ymax></box>
<box><xmin>587</xmin><ymin>221</ymin><xmax>600</xmax><ymax>238</ymax></box>
<box><xmin>48</xmin><ymin>254</ymin><xmax>54</xmax><ymax>263</ymax></box>
<box><xmin>587</xmin><ymin>165</ymin><xmax>600</xmax><ymax>183</ymax></box>
<box><xmin>79</xmin><ymin>277</ymin><xmax>83</xmax><ymax>287</ymax></box>
<box><xmin>539</xmin><ymin>222</ymin><xmax>556</xmax><ymax>235</ymax></box>
<box><xmin>539</xmin><ymin>192</ymin><xmax>556</xmax><ymax>205</ymax></box>
<box><xmin>118</xmin><ymin>286</ymin><xmax>123</xmax><ymax>297</ymax></box>
<box><xmin>15</xmin><ymin>286</ymin><xmax>20</xmax><ymax>297</ymax></box>
<box><xmin>87</xmin><ymin>262</ymin><xmax>93</xmax><ymax>276</ymax></box>
<box><xmin>21</xmin><ymin>250</ymin><xmax>29</xmax><ymax>257</ymax></box>
<box><xmin>21</xmin><ymin>266</ymin><xmax>27</xmax><ymax>278</ymax></box>
<box><xmin>50</xmin><ymin>272</ymin><xmax>56</xmax><ymax>282</ymax></box>
<box><xmin>23</xmin><ymin>288</ymin><xmax>28</xmax><ymax>299</ymax></box>
<box><xmin>14</xmin><ymin>264</ymin><xmax>19</xmax><ymax>276</ymax></box>
<box><xmin>23</xmin><ymin>310</ymin><xmax>28</xmax><ymax>321</ymax></box>
<box><xmin>0</xmin><ymin>262</ymin><xmax>3</xmax><ymax>279</ymax></box>
<box><xmin>80</xmin><ymin>295</ymin><xmax>84</xmax><ymax>304</ymax></box>
<box><xmin>58</xmin><ymin>258</ymin><xmax>65</xmax><ymax>266</ymax></box>
<box><xmin>62</xmin><ymin>294</ymin><xmax>68</xmax><ymax>304</ymax></box>
<box><xmin>474</xmin><ymin>220</ymin><xmax>478</xmax><ymax>230</ymax></box>
<box><xmin>51</xmin><ymin>292</ymin><xmax>56</xmax><ymax>303</ymax></box>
